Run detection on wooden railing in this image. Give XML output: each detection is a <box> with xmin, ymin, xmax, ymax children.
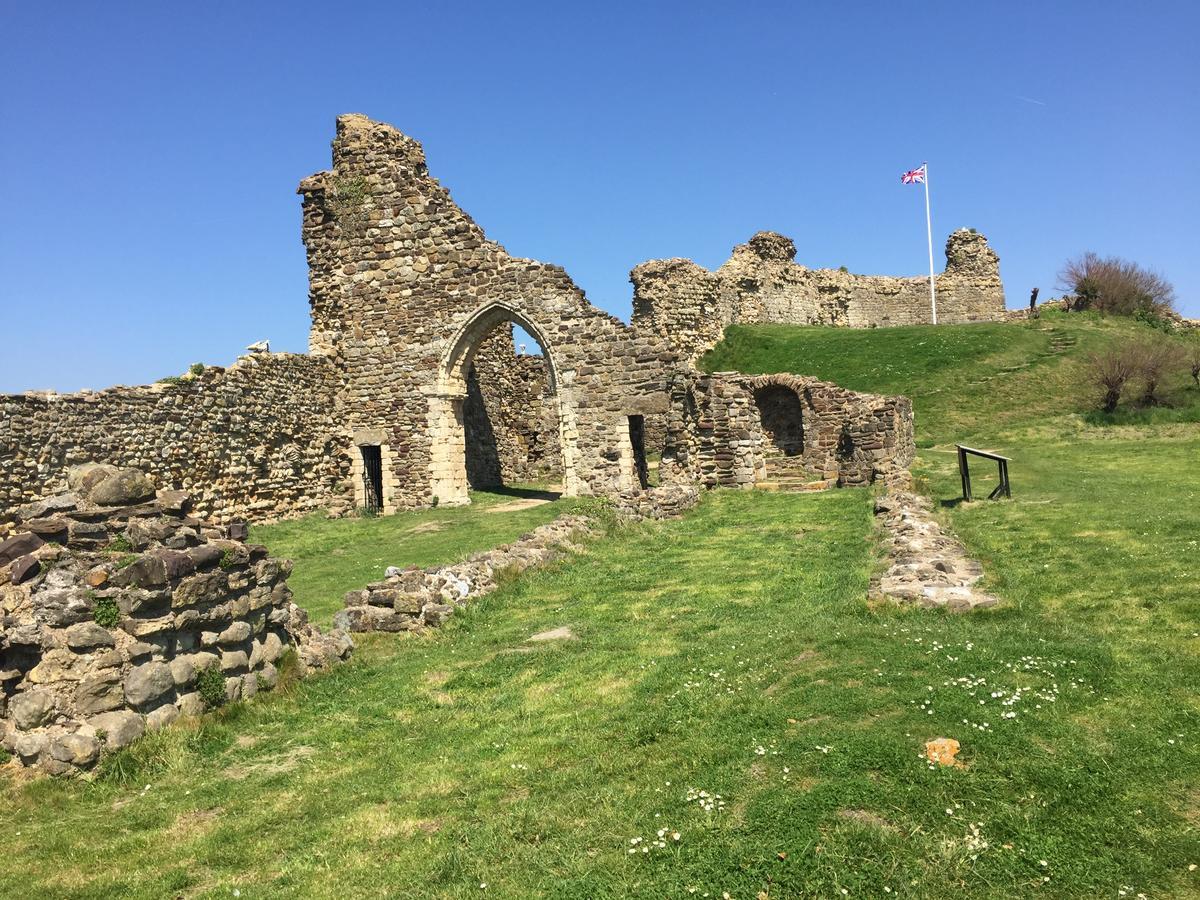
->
<box><xmin>956</xmin><ymin>445</ymin><xmax>1011</xmax><ymax>501</ymax></box>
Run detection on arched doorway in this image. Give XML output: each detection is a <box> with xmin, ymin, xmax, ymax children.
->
<box><xmin>754</xmin><ymin>384</ymin><xmax>806</xmax><ymax>457</ymax></box>
<box><xmin>428</xmin><ymin>303</ymin><xmax>579</xmax><ymax>505</ymax></box>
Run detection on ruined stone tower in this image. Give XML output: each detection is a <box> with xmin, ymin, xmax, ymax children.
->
<box><xmin>297</xmin><ymin>115</ymin><xmax>669</xmax><ymax>511</ymax></box>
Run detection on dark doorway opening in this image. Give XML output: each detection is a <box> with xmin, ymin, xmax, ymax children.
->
<box><xmin>628</xmin><ymin>414</ymin><xmax>650</xmax><ymax>489</ymax></box>
<box><xmin>754</xmin><ymin>386</ymin><xmax>805</xmax><ymax>457</ymax></box>
<box><xmin>360</xmin><ymin>445</ymin><xmax>383</xmax><ymax>512</ymax></box>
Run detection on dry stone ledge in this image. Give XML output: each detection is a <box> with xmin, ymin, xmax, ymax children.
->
<box><xmin>0</xmin><ymin>465</ymin><xmax>352</xmax><ymax>776</ymax></box>
<box><xmin>871</xmin><ymin>491</ymin><xmax>1000</xmax><ymax>612</ymax></box>
<box><xmin>337</xmin><ymin>486</ymin><xmax>700</xmax><ymax>634</ymax></box>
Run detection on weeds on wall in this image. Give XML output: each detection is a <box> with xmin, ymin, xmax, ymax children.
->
<box><xmin>330</xmin><ymin>174</ymin><xmax>370</xmax><ymax>237</ymax></box>
<box><xmin>196</xmin><ymin>666</ymin><xmax>227</xmax><ymax>710</ymax></box>
<box><xmin>92</xmin><ymin>597</ymin><xmax>121</xmax><ymax>628</ymax></box>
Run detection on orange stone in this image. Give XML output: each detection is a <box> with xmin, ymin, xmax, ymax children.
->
<box><xmin>925</xmin><ymin>737</ymin><xmax>963</xmax><ymax>767</ymax></box>
<box><xmin>84</xmin><ymin>568</ymin><xmax>109</xmax><ymax>587</ymax></box>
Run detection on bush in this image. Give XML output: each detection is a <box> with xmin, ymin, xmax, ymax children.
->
<box><xmin>196</xmin><ymin>666</ymin><xmax>227</xmax><ymax>709</ymax></box>
<box><xmin>1059</xmin><ymin>253</ymin><xmax>1176</xmax><ymax>318</ymax></box>
<box><xmin>1087</xmin><ymin>336</ymin><xmax>1187</xmax><ymax>411</ymax></box>
<box><xmin>1128</xmin><ymin>338</ymin><xmax>1185</xmax><ymax>406</ymax></box>
<box><xmin>1187</xmin><ymin>341</ymin><xmax>1200</xmax><ymax>387</ymax></box>
<box><xmin>1087</xmin><ymin>347</ymin><xmax>1134</xmax><ymax>412</ymax></box>
<box><xmin>189</xmin><ymin>362</ymin><xmax>205</xmax><ymax>376</ymax></box>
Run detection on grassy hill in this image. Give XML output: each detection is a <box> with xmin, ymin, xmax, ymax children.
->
<box><xmin>2</xmin><ymin>312</ymin><xmax>1198</xmax><ymax>898</ymax></box>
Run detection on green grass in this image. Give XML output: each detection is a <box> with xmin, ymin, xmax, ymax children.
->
<box><xmin>2</xmin><ymin>312</ymin><xmax>1199</xmax><ymax>897</ymax></box>
<box><xmin>701</xmin><ymin>309</ymin><xmax>1200</xmax><ymax>445</ymax></box>
<box><xmin>252</xmin><ymin>487</ymin><xmax>579</xmax><ymax>625</ymax></box>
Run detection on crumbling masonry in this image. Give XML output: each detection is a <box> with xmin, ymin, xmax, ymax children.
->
<box><xmin>1</xmin><ymin>114</ymin><xmax>1008</xmax><ymax>522</ymax></box>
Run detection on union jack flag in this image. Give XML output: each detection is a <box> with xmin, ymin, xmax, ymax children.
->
<box><xmin>901</xmin><ymin>164</ymin><xmax>927</xmax><ymax>184</ymax></box>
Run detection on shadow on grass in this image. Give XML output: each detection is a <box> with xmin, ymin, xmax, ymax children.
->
<box><xmin>473</xmin><ymin>485</ymin><xmax>563</xmax><ymax>501</ymax></box>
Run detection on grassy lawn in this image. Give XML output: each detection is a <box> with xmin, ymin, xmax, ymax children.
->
<box><xmin>251</xmin><ymin>487</ymin><xmax>579</xmax><ymax>626</ymax></box>
<box><xmin>2</xmin><ymin>311</ymin><xmax>1198</xmax><ymax>897</ymax></box>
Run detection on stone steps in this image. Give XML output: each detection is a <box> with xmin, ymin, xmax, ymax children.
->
<box><xmin>756</xmin><ymin>477</ymin><xmax>837</xmax><ymax>493</ymax></box>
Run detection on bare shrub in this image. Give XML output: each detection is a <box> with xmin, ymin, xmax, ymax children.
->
<box><xmin>1127</xmin><ymin>338</ymin><xmax>1184</xmax><ymax>406</ymax></box>
<box><xmin>1094</xmin><ymin>337</ymin><xmax>1188</xmax><ymax>410</ymax></box>
<box><xmin>1087</xmin><ymin>346</ymin><xmax>1137</xmax><ymax>412</ymax></box>
<box><xmin>1187</xmin><ymin>340</ymin><xmax>1200</xmax><ymax>387</ymax></box>
<box><xmin>1058</xmin><ymin>253</ymin><xmax>1176</xmax><ymax>318</ymax></box>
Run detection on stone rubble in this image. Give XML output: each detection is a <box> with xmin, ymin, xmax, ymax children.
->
<box><xmin>871</xmin><ymin>491</ymin><xmax>1000</xmax><ymax>612</ymax></box>
<box><xmin>0</xmin><ymin>465</ymin><xmax>352</xmax><ymax>775</ymax></box>
<box><xmin>336</xmin><ymin>485</ymin><xmax>699</xmax><ymax>634</ymax></box>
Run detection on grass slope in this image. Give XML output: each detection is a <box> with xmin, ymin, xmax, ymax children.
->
<box><xmin>701</xmin><ymin>310</ymin><xmax>1200</xmax><ymax>444</ymax></box>
<box><xmin>2</xmin><ymin>312</ymin><xmax>1198</xmax><ymax>897</ymax></box>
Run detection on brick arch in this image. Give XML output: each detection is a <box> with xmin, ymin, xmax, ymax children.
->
<box><xmin>429</xmin><ymin>301</ymin><xmax>581</xmax><ymax>505</ymax></box>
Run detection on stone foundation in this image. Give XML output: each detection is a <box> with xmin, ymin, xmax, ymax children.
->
<box><xmin>660</xmin><ymin>372</ymin><xmax>915</xmax><ymax>490</ymax></box>
<box><xmin>871</xmin><ymin>490</ymin><xmax>1000</xmax><ymax>612</ymax></box>
<box><xmin>336</xmin><ymin>485</ymin><xmax>700</xmax><ymax>634</ymax></box>
<box><xmin>0</xmin><ymin>465</ymin><xmax>352</xmax><ymax>775</ymax></box>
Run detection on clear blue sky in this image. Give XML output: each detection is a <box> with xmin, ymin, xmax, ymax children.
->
<box><xmin>2</xmin><ymin>1</ymin><xmax>1197</xmax><ymax>392</ymax></box>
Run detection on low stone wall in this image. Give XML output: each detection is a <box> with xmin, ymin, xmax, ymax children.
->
<box><xmin>870</xmin><ymin>489</ymin><xmax>999</xmax><ymax>612</ymax></box>
<box><xmin>337</xmin><ymin>485</ymin><xmax>700</xmax><ymax>634</ymax></box>
<box><xmin>660</xmin><ymin>372</ymin><xmax>915</xmax><ymax>490</ymax></box>
<box><xmin>632</xmin><ymin>230</ymin><xmax>1007</xmax><ymax>363</ymax></box>
<box><xmin>0</xmin><ymin>353</ymin><xmax>351</xmax><ymax>525</ymax></box>
<box><xmin>0</xmin><ymin>465</ymin><xmax>352</xmax><ymax>775</ymax></box>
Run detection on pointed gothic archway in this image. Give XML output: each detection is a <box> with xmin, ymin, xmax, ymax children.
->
<box><xmin>427</xmin><ymin>302</ymin><xmax>580</xmax><ymax>505</ymax></box>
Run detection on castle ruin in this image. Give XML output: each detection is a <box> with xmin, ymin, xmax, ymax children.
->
<box><xmin>0</xmin><ymin>114</ymin><xmax>1009</xmax><ymax>522</ymax></box>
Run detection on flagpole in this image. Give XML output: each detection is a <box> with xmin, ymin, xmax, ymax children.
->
<box><xmin>923</xmin><ymin>162</ymin><xmax>937</xmax><ymax>324</ymax></box>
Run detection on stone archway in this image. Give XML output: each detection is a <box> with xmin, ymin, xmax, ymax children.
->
<box><xmin>427</xmin><ymin>302</ymin><xmax>580</xmax><ymax>505</ymax></box>
<box><xmin>753</xmin><ymin>384</ymin><xmax>806</xmax><ymax>457</ymax></box>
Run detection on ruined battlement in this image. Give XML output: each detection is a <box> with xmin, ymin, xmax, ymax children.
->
<box><xmin>2</xmin><ymin>114</ymin><xmax>991</xmax><ymax>530</ymax></box>
<box><xmin>632</xmin><ymin>228</ymin><xmax>1006</xmax><ymax>361</ymax></box>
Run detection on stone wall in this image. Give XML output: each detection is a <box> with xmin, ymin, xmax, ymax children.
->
<box><xmin>660</xmin><ymin>372</ymin><xmax>914</xmax><ymax>489</ymax></box>
<box><xmin>0</xmin><ymin>354</ymin><xmax>350</xmax><ymax>524</ymax></box>
<box><xmin>632</xmin><ymin>230</ymin><xmax>1007</xmax><ymax>362</ymax></box>
<box><xmin>298</xmin><ymin>114</ymin><xmax>674</xmax><ymax>510</ymax></box>
<box><xmin>464</xmin><ymin>325</ymin><xmax>562</xmax><ymax>487</ymax></box>
<box><xmin>0</xmin><ymin>465</ymin><xmax>351</xmax><ymax>775</ymax></box>
<box><xmin>336</xmin><ymin>484</ymin><xmax>699</xmax><ymax>634</ymax></box>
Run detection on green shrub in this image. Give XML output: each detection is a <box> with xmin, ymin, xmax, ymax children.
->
<box><xmin>196</xmin><ymin>667</ymin><xmax>227</xmax><ymax>709</ymax></box>
<box><xmin>188</xmin><ymin>362</ymin><xmax>205</xmax><ymax>376</ymax></box>
<box><xmin>93</xmin><ymin>597</ymin><xmax>121</xmax><ymax>628</ymax></box>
